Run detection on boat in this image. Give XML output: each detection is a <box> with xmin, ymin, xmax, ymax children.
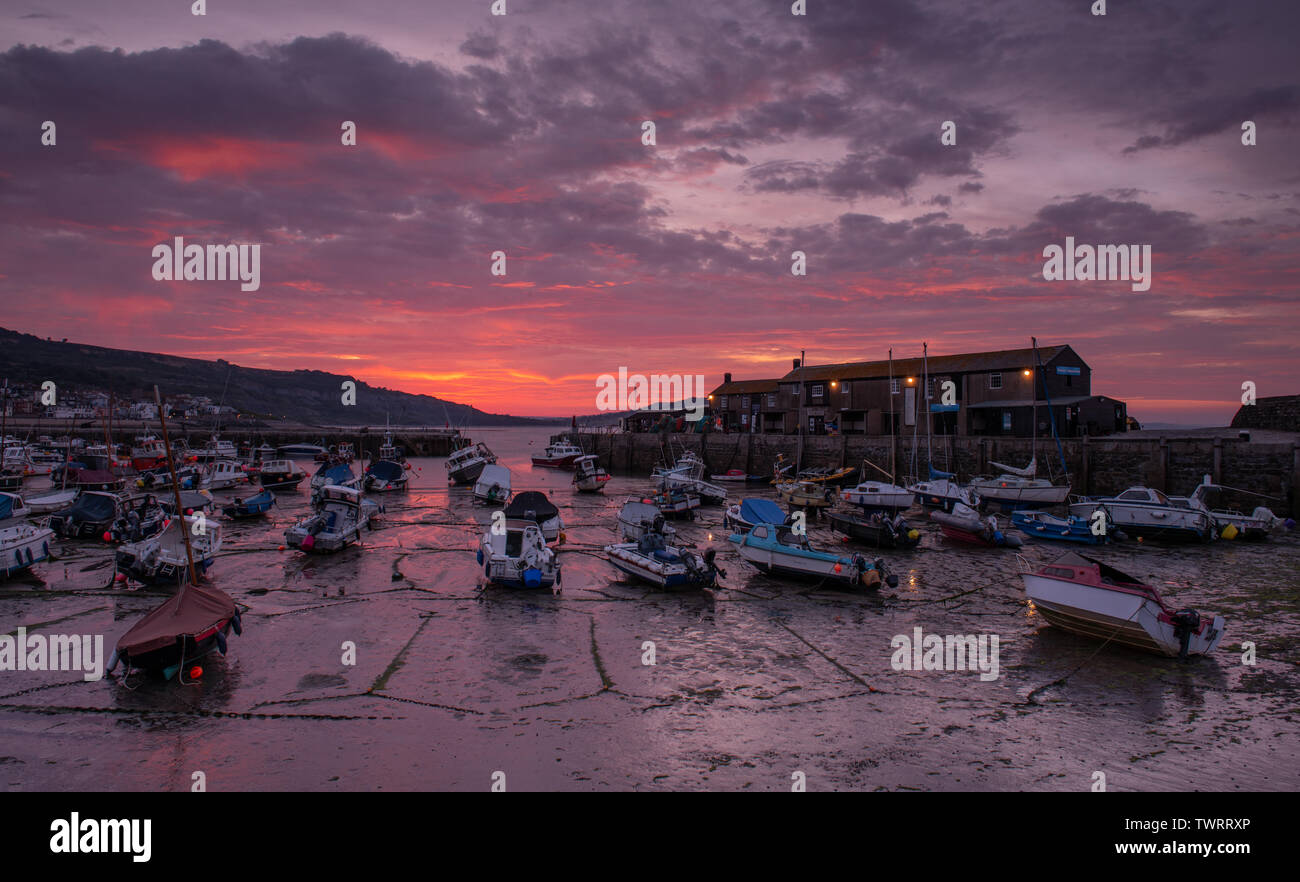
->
<box><xmin>107</xmin><ymin>494</ymin><xmax>169</xmax><ymax>543</ymax></box>
<box><xmin>284</xmin><ymin>484</ymin><xmax>370</xmax><ymax>553</ymax></box>
<box><xmin>908</xmin><ymin>469</ymin><xmax>980</xmax><ymax>512</ymax></box>
<box><xmin>794</xmin><ymin>465</ymin><xmax>857</xmax><ymax>485</ymax></box>
<box><xmin>24</xmin><ymin>488</ymin><xmax>79</xmax><ymax>514</ymax></box>
<box><xmin>193</xmin><ymin>436</ymin><xmax>238</xmax><ymax>463</ymax></box>
<box><xmin>728</xmin><ymin>520</ymin><xmax>898</xmax><ymax>589</ymax></box>
<box><xmin>840</xmin><ymin>480</ymin><xmax>913</xmax><ymax>514</ymax></box>
<box><xmin>0</xmin><ymin>492</ymin><xmax>31</xmax><ymax>523</ymax></box>
<box><xmin>604</xmin><ymin>532</ymin><xmax>722</xmax><ymax>589</ymax></box>
<box><xmin>724</xmin><ymin>498</ymin><xmax>788</xmax><ymax>533</ymax></box>
<box><xmin>310</xmin><ymin>461</ymin><xmax>358</xmax><ymax>492</ymax></box>
<box><xmin>203</xmin><ymin>459</ymin><xmax>249</xmax><ymax>490</ymax></box>
<box><xmin>1020</xmin><ymin>552</ymin><xmax>1226</xmax><ymax>658</ymax></box>
<box><xmin>532</xmin><ymin>440</ymin><xmax>583</xmax><ymax>469</ymax></box>
<box><xmin>616</xmin><ymin>499</ymin><xmax>677</xmax><ymax>543</ymax></box>
<box><xmin>136</xmin><ymin>464</ymin><xmax>202</xmax><ymax>492</ymax></box>
<box><xmin>1011</xmin><ymin>509</ymin><xmax>1119</xmax><ymax>545</ymax></box>
<box><xmin>930</xmin><ymin>502</ymin><xmax>1022</xmax><ymax>547</ymax></box>
<box><xmin>502</xmin><ymin>491</ymin><xmax>564</xmax><ymax>543</ymax></box>
<box><xmin>1</xmin><ymin>524</ymin><xmax>54</xmax><ymax>578</ymax></box>
<box><xmin>654</xmin><ymin>457</ymin><xmax>727</xmax><ymax>504</ymax></box>
<box><xmin>1068</xmin><ymin>485</ymin><xmax>1215</xmax><ymax>542</ymax></box>
<box><xmin>776</xmin><ymin>480</ymin><xmax>834</xmax><ymax>510</ymax></box>
<box><xmin>47</xmin><ymin>491</ymin><xmax>122</xmax><ymax>540</ymax></box>
<box><xmin>363</xmin><ymin>459</ymin><xmax>410</xmax><ymax>493</ymax></box>
<box><xmin>277</xmin><ymin>442</ymin><xmax>328</xmax><ymax>459</ymax></box>
<box><xmin>0</xmin><ymin>471</ymin><xmax>22</xmax><ymax>492</ymax></box>
<box><xmin>826</xmin><ymin>509</ymin><xmax>921</xmax><ymax>549</ymax></box>
<box><xmin>1208</xmin><ymin>506</ymin><xmax>1288</xmax><ymax>541</ymax></box>
<box><xmin>129</xmin><ymin>436</ymin><xmax>169</xmax><ymax>471</ymax></box>
<box><xmin>473</xmin><ymin>463</ymin><xmax>512</xmax><ymax>504</ymax></box>
<box><xmin>115</xmin><ymin>515</ymin><xmax>223</xmax><ymax>586</ymax></box>
<box><xmin>160</xmin><ymin>489</ymin><xmax>217</xmax><ymax>516</ymax></box>
<box><xmin>257</xmin><ymin>460</ymin><xmax>306</xmax><ymax>491</ymax></box>
<box><xmin>106</xmin><ymin>581</ymin><xmax>241</xmax><ymax>679</ymax></box>
<box><xmin>478</xmin><ymin>519</ymin><xmax>560</xmax><ymax>589</ymax></box>
<box><xmin>378</xmin><ymin>420</ymin><xmax>402</xmax><ymax>462</ymax></box>
<box><xmin>647</xmin><ymin>487</ymin><xmax>700</xmax><ymax>519</ymax></box>
<box><xmin>572</xmin><ymin>455</ymin><xmax>611</xmax><ymax>492</ymax></box>
<box><xmin>68</xmin><ymin>468</ymin><xmax>127</xmax><ymax>493</ymax></box>
<box><xmin>446</xmin><ymin>441</ymin><xmax>497</xmax><ymax>485</ymax></box>
<box><xmin>221</xmin><ymin>488</ymin><xmax>276</xmax><ymax>519</ymax></box>
<box><xmin>969</xmin><ymin>457</ymin><xmax>1071</xmax><ymax>510</ymax></box>
<box><xmin>710</xmin><ymin>469</ymin><xmax>769</xmax><ymax>484</ymax></box>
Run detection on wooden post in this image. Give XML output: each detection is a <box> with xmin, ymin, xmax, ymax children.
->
<box><xmin>1212</xmin><ymin>437</ymin><xmax>1223</xmax><ymax>485</ymax></box>
<box><xmin>1080</xmin><ymin>435</ymin><xmax>1090</xmax><ymax>496</ymax></box>
<box><xmin>1291</xmin><ymin>442</ymin><xmax>1300</xmax><ymax>521</ymax></box>
<box><xmin>1159</xmin><ymin>438</ymin><xmax>1170</xmax><ymax>493</ymax></box>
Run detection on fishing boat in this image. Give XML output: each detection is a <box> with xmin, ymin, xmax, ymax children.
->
<box><xmin>478</xmin><ymin>519</ymin><xmax>560</xmax><ymax>589</ymax></box>
<box><xmin>572</xmin><ymin>455</ymin><xmax>611</xmax><ymax>492</ymax></box>
<box><xmin>724</xmin><ymin>498</ymin><xmax>788</xmax><ymax>533</ymax></box>
<box><xmin>47</xmin><ymin>491</ymin><xmax>122</xmax><ymax>540</ymax></box>
<box><xmin>26</xmin><ymin>448</ymin><xmax>62</xmax><ymax>475</ymax></box>
<box><xmin>655</xmin><ymin>457</ymin><xmax>726</xmax><ymax>504</ymax></box>
<box><xmin>710</xmin><ymin>469</ymin><xmax>769</xmax><ymax>483</ymax></box>
<box><xmin>136</xmin><ymin>464</ymin><xmax>202</xmax><ymax>492</ymax></box>
<box><xmin>840</xmin><ymin>480</ymin><xmax>913</xmax><ymax>514</ymax></box>
<box><xmin>1020</xmin><ymin>552</ymin><xmax>1226</xmax><ymax>658</ymax></box>
<box><xmin>531</xmin><ymin>440</ymin><xmax>583</xmax><ymax>469</ymax></box>
<box><xmin>1</xmin><ymin>524</ymin><xmax>54</xmax><ymax>578</ymax></box>
<box><xmin>0</xmin><ymin>492</ymin><xmax>31</xmax><ymax>523</ymax></box>
<box><xmin>1068</xmin><ymin>485</ymin><xmax>1215</xmax><ymax>542</ymax></box>
<box><xmin>604</xmin><ymin>532</ymin><xmax>722</xmax><ymax>589</ymax></box>
<box><xmin>1011</xmin><ymin>510</ymin><xmax>1118</xmax><ymax>545</ymax></box>
<box><xmin>729</xmin><ymin>520</ymin><xmax>898</xmax><ymax>589</ymax></box>
<box><xmin>378</xmin><ymin>420</ymin><xmax>402</xmax><ymax>462</ymax></box>
<box><xmin>446</xmin><ymin>441</ymin><xmax>497</xmax><ymax>485</ymax></box>
<box><xmin>107</xmin><ymin>582</ymin><xmax>241</xmax><ymax>680</ymax></box>
<box><xmin>284</xmin><ymin>485</ymin><xmax>369</xmax><ymax>553</ymax></box>
<box><xmin>193</xmin><ymin>436</ymin><xmax>238</xmax><ymax>463</ymax></box>
<box><xmin>362</xmin><ymin>459</ymin><xmax>410</xmax><ymax>493</ymax></box>
<box><xmin>930</xmin><ymin>503</ymin><xmax>1022</xmax><ymax>548</ymax></box>
<box><xmin>129</xmin><ymin>436</ymin><xmax>168</xmax><ymax>471</ymax></box>
<box><xmin>502</xmin><ymin>491</ymin><xmax>564</xmax><ymax>543</ymax></box>
<box><xmin>257</xmin><ymin>460</ymin><xmax>306</xmax><ymax>491</ymax></box>
<box><xmin>108</xmin><ymin>494</ymin><xmax>168</xmax><ymax>543</ymax></box>
<box><xmin>969</xmin><ymin>458</ymin><xmax>1070</xmax><ymax>510</ymax></box>
<box><xmin>203</xmin><ymin>459</ymin><xmax>249</xmax><ymax>490</ymax></box>
<box><xmin>616</xmin><ymin>498</ymin><xmax>677</xmax><ymax>543</ymax></box>
<box><xmin>221</xmin><ymin>488</ymin><xmax>276</xmax><ymax>519</ymax></box>
<box><xmin>473</xmin><ymin>463</ymin><xmax>512</xmax><ymax>504</ymax></box>
<box><xmin>776</xmin><ymin>480</ymin><xmax>834</xmax><ymax>510</ymax></box>
<box><xmin>826</xmin><ymin>509</ymin><xmax>921</xmax><ymax>549</ymax></box>
<box><xmin>115</xmin><ymin>515</ymin><xmax>223</xmax><ymax>586</ymax></box>
<box><xmin>24</xmin><ymin>488</ymin><xmax>78</xmax><ymax>514</ymax></box>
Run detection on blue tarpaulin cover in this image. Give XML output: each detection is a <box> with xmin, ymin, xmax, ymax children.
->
<box><xmin>739</xmin><ymin>498</ymin><xmax>786</xmax><ymax>526</ymax></box>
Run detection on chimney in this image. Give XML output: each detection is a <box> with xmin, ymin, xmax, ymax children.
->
<box><xmin>724</xmin><ymin>372</ymin><xmax>732</xmax><ymax>384</ymax></box>
<box><xmin>792</xmin><ymin>358</ymin><xmax>801</xmax><ymax>370</ymax></box>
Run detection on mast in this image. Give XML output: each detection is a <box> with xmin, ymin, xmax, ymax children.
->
<box><xmin>888</xmin><ymin>348</ymin><xmax>896</xmax><ymax>483</ymax></box>
<box><xmin>0</xmin><ymin>378</ymin><xmax>7</xmax><ymax>471</ymax></box>
<box><xmin>796</xmin><ymin>349</ymin><xmax>806</xmax><ymax>475</ymax></box>
<box><xmin>923</xmin><ymin>342</ymin><xmax>932</xmax><ymax>471</ymax></box>
<box><xmin>154</xmin><ymin>386</ymin><xmax>199</xmax><ymax>592</ymax></box>
<box><xmin>1032</xmin><ymin>337</ymin><xmax>1069</xmax><ymax>483</ymax></box>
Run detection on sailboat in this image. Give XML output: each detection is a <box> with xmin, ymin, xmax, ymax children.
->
<box><xmin>906</xmin><ymin>342</ymin><xmax>979</xmax><ymax>512</ymax></box>
<box><xmin>841</xmin><ymin>348</ymin><xmax>914</xmax><ymax>513</ymax></box>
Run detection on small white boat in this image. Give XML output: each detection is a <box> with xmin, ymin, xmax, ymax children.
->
<box><xmin>655</xmin><ymin>457</ymin><xmax>727</xmax><ymax>504</ymax></box>
<box><xmin>908</xmin><ymin>477</ymin><xmax>980</xmax><ymax>512</ymax></box>
<box><xmin>203</xmin><ymin>459</ymin><xmax>249</xmax><ymax>490</ymax></box>
<box><xmin>1020</xmin><ymin>552</ymin><xmax>1226</xmax><ymax>658</ymax></box>
<box><xmin>0</xmin><ymin>491</ymin><xmax>31</xmax><ymax>523</ymax></box>
<box><xmin>604</xmin><ymin>532</ymin><xmax>721</xmax><ymax>589</ymax></box>
<box><xmin>616</xmin><ymin>499</ymin><xmax>677</xmax><ymax>543</ymax></box>
<box><xmin>446</xmin><ymin>441</ymin><xmax>497</xmax><ymax>485</ymax></box>
<box><xmin>473</xmin><ymin>463</ymin><xmax>512</xmax><ymax>504</ymax></box>
<box><xmin>531</xmin><ymin>440</ymin><xmax>583</xmax><ymax>469</ymax></box>
<box><xmin>840</xmin><ymin>480</ymin><xmax>913</xmax><ymax>513</ymax></box>
<box><xmin>115</xmin><ymin>515</ymin><xmax>222</xmax><ymax>586</ymax></box>
<box><xmin>969</xmin><ymin>458</ymin><xmax>1070</xmax><ymax>510</ymax></box>
<box><xmin>24</xmin><ymin>488</ymin><xmax>79</xmax><ymax>514</ymax></box>
<box><xmin>284</xmin><ymin>485</ymin><xmax>370</xmax><ymax>553</ymax></box>
<box><xmin>1069</xmin><ymin>484</ymin><xmax>1214</xmax><ymax>542</ymax></box>
<box><xmin>194</xmin><ymin>436</ymin><xmax>238</xmax><ymax>462</ymax></box>
<box><xmin>1</xmin><ymin>524</ymin><xmax>54</xmax><ymax>579</ymax></box>
<box><xmin>478</xmin><ymin>519</ymin><xmax>560</xmax><ymax>589</ymax></box>
<box><xmin>572</xmin><ymin>455</ymin><xmax>611</xmax><ymax>493</ymax></box>
<box><xmin>776</xmin><ymin>480</ymin><xmax>833</xmax><ymax>509</ymax></box>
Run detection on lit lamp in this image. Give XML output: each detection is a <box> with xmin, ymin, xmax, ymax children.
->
<box><xmin>830</xmin><ymin>381</ymin><xmax>837</xmax><ymax>389</ymax></box>
<box><xmin>906</xmin><ymin>377</ymin><xmax>915</xmax><ymax>385</ymax></box>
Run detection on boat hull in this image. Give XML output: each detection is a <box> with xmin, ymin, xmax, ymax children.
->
<box><xmin>1</xmin><ymin>526</ymin><xmax>54</xmax><ymax>578</ymax></box>
<box><xmin>826</xmin><ymin>511</ymin><xmax>919</xmax><ymax>549</ymax></box>
<box><xmin>1067</xmin><ymin>501</ymin><xmax>1213</xmax><ymax>542</ymax></box>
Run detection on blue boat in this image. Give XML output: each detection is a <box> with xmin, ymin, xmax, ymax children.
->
<box><xmin>729</xmin><ymin>520</ymin><xmax>898</xmax><ymax>589</ymax></box>
<box><xmin>222</xmin><ymin>488</ymin><xmax>276</xmax><ymax>519</ymax></box>
<box><xmin>723</xmin><ymin>498</ymin><xmax>788</xmax><ymax>533</ymax></box>
<box><xmin>1011</xmin><ymin>509</ymin><xmax>1121</xmax><ymax>545</ymax></box>
<box><xmin>363</xmin><ymin>459</ymin><xmax>410</xmax><ymax>493</ymax></box>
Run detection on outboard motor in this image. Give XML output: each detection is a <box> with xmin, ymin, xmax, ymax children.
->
<box><xmin>1171</xmin><ymin>609</ymin><xmax>1201</xmax><ymax>660</ymax></box>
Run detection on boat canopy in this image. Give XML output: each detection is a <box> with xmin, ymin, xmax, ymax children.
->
<box><xmin>988</xmin><ymin>457</ymin><xmax>1036</xmax><ymax>478</ymax></box>
<box><xmin>368</xmin><ymin>460</ymin><xmax>405</xmax><ymax>481</ymax></box>
<box><xmin>928</xmin><ymin>465</ymin><xmax>955</xmax><ymax>480</ymax></box>
<box><xmin>317</xmin><ymin>463</ymin><xmax>355</xmax><ymax>484</ymax></box>
<box><xmin>504</xmin><ymin>491</ymin><xmax>558</xmax><ymax>521</ymax></box>
<box><xmin>60</xmin><ymin>492</ymin><xmax>117</xmax><ymax>520</ymax></box>
<box><xmin>116</xmin><ymin>582</ymin><xmax>237</xmax><ymax>657</ymax></box>
<box><xmin>739</xmin><ymin>498</ymin><xmax>786</xmax><ymax>527</ymax></box>
<box><xmin>477</xmin><ymin>464</ymin><xmax>511</xmax><ymax>487</ymax></box>
<box><xmin>0</xmin><ymin>494</ymin><xmax>19</xmax><ymax>519</ymax></box>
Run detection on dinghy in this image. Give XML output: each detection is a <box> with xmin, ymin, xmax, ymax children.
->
<box><xmin>115</xmin><ymin>515</ymin><xmax>222</xmax><ymax>586</ymax></box>
<box><xmin>605</xmin><ymin>531</ymin><xmax>722</xmax><ymax>589</ymax></box>
<box><xmin>930</xmin><ymin>503</ymin><xmax>1022</xmax><ymax>547</ymax></box>
<box><xmin>1020</xmin><ymin>552</ymin><xmax>1226</xmax><ymax>658</ymax></box>
<box><xmin>1011</xmin><ymin>510</ymin><xmax>1118</xmax><ymax>545</ymax></box>
<box><xmin>723</xmin><ymin>498</ymin><xmax>788</xmax><ymax>533</ymax></box>
<box><xmin>284</xmin><ymin>485</ymin><xmax>369</xmax><ymax>553</ymax></box>
<box><xmin>363</xmin><ymin>459</ymin><xmax>410</xmax><ymax>493</ymax></box>
<box><xmin>503</xmin><ymin>491</ymin><xmax>564</xmax><ymax>543</ymax></box>
<box><xmin>24</xmin><ymin>488</ymin><xmax>79</xmax><ymax>514</ymax></box>
<box><xmin>616</xmin><ymin>498</ymin><xmax>677</xmax><ymax>543</ymax></box>
<box><xmin>473</xmin><ymin>463</ymin><xmax>512</xmax><ymax>504</ymax></box>
<box><xmin>221</xmin><ymin>488</ymin><xmax>276</xmax><ymax>519</ymax></box>
<box><xmin>478</xmin><ymin>519</ymin><xmax>560</xmax><ymax>589</ymax></box>
<box><xmin>728</xmin><ymin>520</ymin><xmax>898</xmax><ymax>589</ymax></box>
<box><xmin>840</xmin><ymin>480</ymin><xmax>913</xmax><ymax>514</ymax></box>
<box><xmin>827</xmin><ymin>509</ymin><xmax>921</xmax><ymax>549</ymax></box>
<box><xmin>0</xmin><ymin>524</ymin><xmax>54</xmax><ymax>579</ymax></box>
<box><xmin>572</xmin><ymin>455</ymin><xmax>611</xmax><ymax>492</ymax></box>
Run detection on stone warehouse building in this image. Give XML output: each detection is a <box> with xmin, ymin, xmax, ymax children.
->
<box><xmin>708</xmin><ymin>345</ymin><xmax>1128</xmax><ymax>438</ymax></box>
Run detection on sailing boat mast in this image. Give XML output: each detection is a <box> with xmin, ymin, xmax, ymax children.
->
<box><xmin>888</xmin><ymin>348</ymin><xmax>896</xmax><ymax>483</ymax></box>
<box><xmin>923</xmin><ymin>341</ymin><xmax>932</xmax><ymax>472</ymax></box>
<box><xmin>1032</xmin><ymin>337</ymin><xmax>1069</xmax><ymax>483</ymax></box>
<box><xmin>154</xmin><ymin>386</ymin><xmax>199</xmax><ymax>590</ymax></box>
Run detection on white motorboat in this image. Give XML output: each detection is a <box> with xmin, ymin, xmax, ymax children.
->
<box><xmin>604</xmin><ymin>531</ymin><xmax>721</xmax><ymax>589</ymax></box>
<box><xmin>1</xmin><ymin>523</ymin><xmax>55</xmax><ymax>578</ymax></box>
<box><xmin>473</xmin><ymin>463</ymin><xmax>512</xmax><ymax>504</ymax></box>
<box><xmin>572</xmin><ymin>455</ymin><xmax>611</xmax><ymax>492</ymax></box>
<box><xmin>0</xmin><ymin>491</ymin><xmax>31</xmax><ymax>523</ymax></box>
<box><xmin>654</xmin><ymin>457</ymin><xmax>727</xmax><ymax>505</ymax></box>
<box><xmin>531</xmin><ymin>440</ymin><xmax>583</xmax><ymax>469</ymax></box>
<box><xmin>616</xmin><ymin>498</ymin><xmax>677</xmax><ymax>543</ymax></box>
<box><xmin>285</xmin><ymin>484</ymin><xmax>370</xmax><ymax>553</ymax></box>
<box><xmin>840</xmin><ymin>480</ymin><xmax>913</xmax><ymax>513</ymax></box>
<box><xmin>115</xmin><ymin>515</ymin><xmax>222</xmax><ymax>586</ymax></box>
<box><xmin>194</xmin><ymin>436</ymin><xmax>238</xmax><ymax>462</ymax></box>
<box><xmin>1068</xmin><ymin>484</ymin><xmax>1215</xmax><ymax>542</ymax></box>
<box><xmin>24</xmin><ymin>488</ymin><xmax>79</xmax><ymax>514</ymax></box>
<box><xmin>478</xmin><ymin>519</ymin><xmax>560</xmax><ymax>589</ymax></box>
<box><xmin>728</xmin><ymin>520</ymin><xmax>896</xmax><ymax>589</ymax></box>
<box><xmin>969</xmin><ymin>458</ymin><xmax>1070</xmax><ymax>510</ymax></box>
<box><xmin>203</xmin><ymin>459</ymin><xmax>249</xmax><ymax>490</ymax></box>
<box><xmin>502</xmin><ymin>491</ymin><xmax>564</xmax><ymax>543</ymax></box>
<box><xmin>1020</xmin><ymin>552</ymin><xmax>1226</xmax><ymax>658</ymax></box>
<box><xmin>446</xmin><ymin>441</ymin><xmax>497</xmax><ymax>485</ymax></box>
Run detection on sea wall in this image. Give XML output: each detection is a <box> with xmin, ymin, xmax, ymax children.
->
<box><xmin>1232</xmin><ymin>395</ymin><xmax>1300</xmax><ymax>432</ymax></box>
<box><xmin>572</xmin><ymin>431</ymin><xmax>1300</xmax><ymax>519</ymax></box>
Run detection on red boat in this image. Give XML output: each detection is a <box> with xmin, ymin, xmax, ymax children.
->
<box><xmin>531</xmin><ymin>441</ymin><xmax>583</xmax><ymax>469</ymax></box>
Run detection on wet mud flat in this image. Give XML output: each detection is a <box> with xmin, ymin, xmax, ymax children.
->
<box><xmin>2</xmin><ymin>451</ymin><xmax>1298</xmax><ymax>792</ymax></box>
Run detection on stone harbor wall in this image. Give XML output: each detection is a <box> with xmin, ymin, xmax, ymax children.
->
<box><xmin>1232</xmin><ymin>395</ymin><xmax>1300</xmax><ymax>432</ymax></box>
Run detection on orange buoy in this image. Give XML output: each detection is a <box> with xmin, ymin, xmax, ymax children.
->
<box><xmin>278</xmin><ymin>544</ymin><xmax>285</xmax><ymax>551</ymax></box>
<box><xmin>833</xmin><ymin>563</ymin><xmax>842</xmax><ymax>573</ymax></box>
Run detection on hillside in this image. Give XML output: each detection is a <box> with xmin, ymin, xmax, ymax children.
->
<box><xmin>0</xmin><ymin>328</ymin><xmax>559</xmax><ymax>427</ymax></box>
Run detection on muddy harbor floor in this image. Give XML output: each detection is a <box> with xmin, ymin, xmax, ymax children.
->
<box><xmin>3</xmin><ymin>445</ymin><xmax>1298</xmax><ymax>792</ymax></box>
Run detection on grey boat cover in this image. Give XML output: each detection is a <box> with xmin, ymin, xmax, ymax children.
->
<box><xmin>504</xmin><ymin>491</ymin><xmax>558</xmax><ymax>521</ymax></box>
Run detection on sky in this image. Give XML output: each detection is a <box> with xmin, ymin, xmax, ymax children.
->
<box><xmin>1</xmin><ymin>0</ymin><xmax>1297</xmax><ymax>422</ymax></box>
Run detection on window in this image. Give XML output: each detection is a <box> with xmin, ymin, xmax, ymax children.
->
<box><xmin>989</xmin><ymin>373</ymin><xmax>1003</xmax><ymax>390</ymax></box>
<box><xmin>720</xmin><ymin>395</ymin><xmax>728</xmax><ymax>409</ymax></box>
<box><xmin>767</xmin><ymin>393</ymin><xmax>777</xmax><ymax>408</ymax></box>
<box><xmin>890</xmin><ymin>378</ymin><xmax>900</xmax><ymax>395</ymax></box>
<box><xmin>1065</xmin><ymin>375</ymin><xmax>1073</xmax><ymax>387</ymax></box>
<box><xmin>741</xmin><ymin>395</ymin><xmax>750</xmax><ymax>409</ymax></box>
<box><xmin>1002</xmin><ymin>410</ymin><xmax>1012</xmax><ymax>431</ymax></box>
<box><xmin>840</xmin><ymin>381</ymin><xmax>849</xmax><ymax>394</ymax></box>
<box><xmin>810</xmin><ymin>384</ymin><xmax>824</xmax><ymax>400</ymax></box>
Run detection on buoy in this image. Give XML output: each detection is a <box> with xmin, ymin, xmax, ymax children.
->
<box><xmin>114</xmin><ymin>572</ymin><xmax>126</xmax><ymax>582</ymax></box>
<box><xmin>189</xmin><ymin>665</ymin><xmax>203</xmax><ymax>679</ymax></box>
<box><xmin>833</xmin><ymin>563</ymin><xmax>842</xmax><ymax>573</ymax></box>
<box><xmin>102</xmin><ymin>531</ymin><xmax>112</xmax><ymax>542</ymax></box>
<box><xmin>1221</xmin><ymin>524</ymin><xmax>1239</xmax><ymax>541</ymax></box>
<box><xmin>907</xmin><ymin>529</ymin><xmax>920</xmax><ymax>540</ymax></box>
<box><xmin>1137</xmin><ymin>536</ymin><xmax>1144</xmax><ymax>543</ymax></box>
<box><xmin>278</xmin><ymin>544</ymin><xmax>285</xmax><ymax>551</ymax></box>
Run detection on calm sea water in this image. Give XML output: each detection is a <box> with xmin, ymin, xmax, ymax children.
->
<box><xmin>2</xmin><ymin>425</ymin><xmax>1297</xmax><ymax>791</ymax></box>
